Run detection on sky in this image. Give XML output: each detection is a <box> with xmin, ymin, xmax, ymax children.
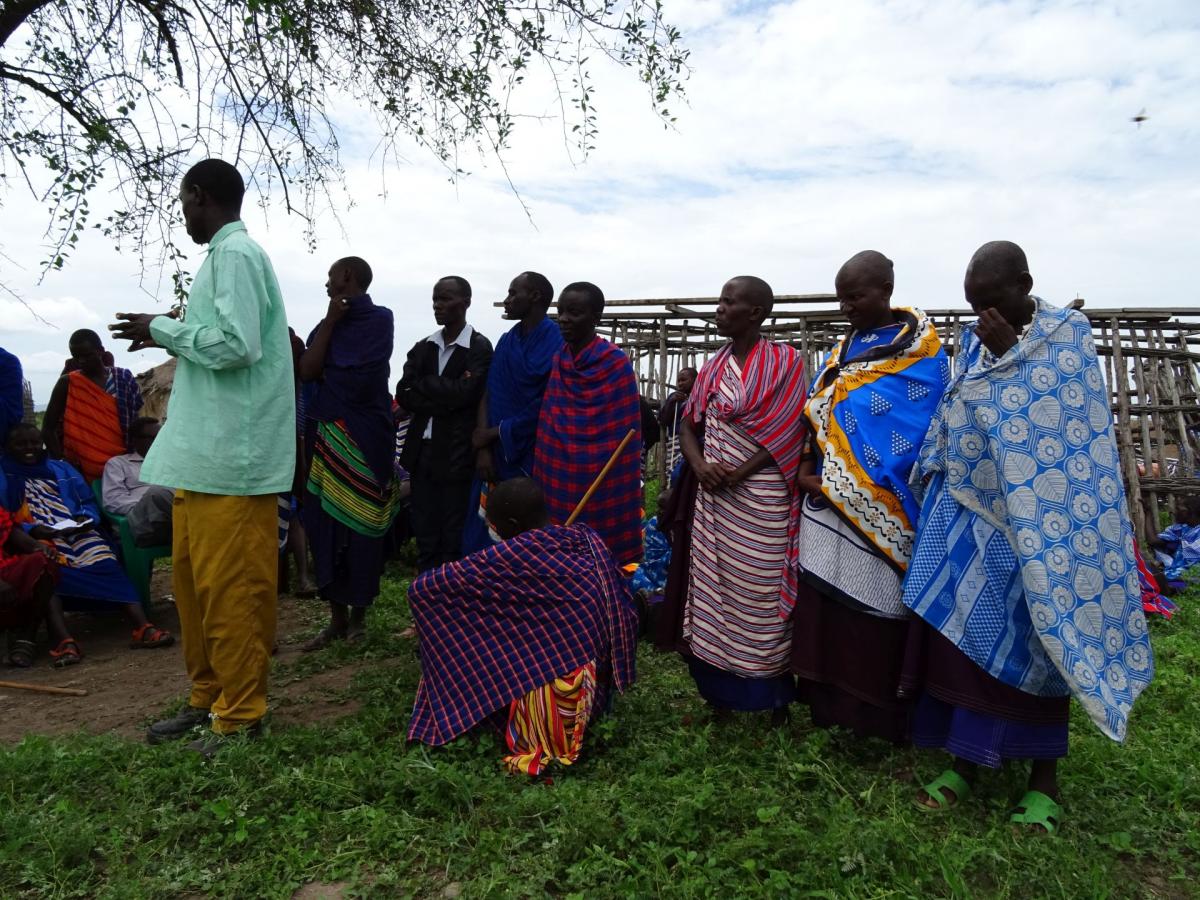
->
<box><xmin>2</xmin><ymin>0</ymin><xmax>1198</xmax><ymax>405</ymax></box>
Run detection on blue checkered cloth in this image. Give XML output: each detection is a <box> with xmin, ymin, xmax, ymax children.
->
<box><xmin>407</xmin><ymin>523</ymin><xmax>639</xmax><ymax>746</ymax></box>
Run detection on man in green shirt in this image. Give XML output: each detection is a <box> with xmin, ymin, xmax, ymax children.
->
<box><xmin>111</xmin><ymin>159</ymin><xmax>295</xmax><ymax>756</ymax></box>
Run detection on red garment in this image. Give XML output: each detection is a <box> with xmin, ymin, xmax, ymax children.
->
<box><xmin>62</xmin><ymin>370</ymin><xmax>126</xmax><ymax>481</ymax></box>
<box><xmin>532</xmin><ymin>337</ymin><xmax>642</xmax><ymax>566</ymax></box>
<box><xmin>684</xmin><ymin>338</ymin><xmax>807</xmax><ymax>484</ymax></box>
<box><xmin>684</xmin><ymin>338</ymin><xmax>808</xmax><ymax>616</ymax></box>
<box><xmin>0</xmin><ymin>505</ymin><xmax>58</xmax><ymax>628</ymax></box>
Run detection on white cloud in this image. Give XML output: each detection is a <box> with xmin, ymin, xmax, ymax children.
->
<box><xmin>15</xmin><ymin>350</ymin><xmax>71</xmax><ymax>374</ymax></box>
<box><xmin>0</xmin><ymin>295</ymin><xmax>101</xmax><ymax>334</ymax></box>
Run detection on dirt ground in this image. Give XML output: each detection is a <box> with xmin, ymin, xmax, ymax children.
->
<box><xmin>0</xmin><ymin>569</ymin><xmax>363</xmax><ymax>744</ymax></box>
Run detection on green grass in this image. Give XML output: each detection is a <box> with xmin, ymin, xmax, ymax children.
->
<box><xmin>2</xmin><ymin>569</ymin><xmax>1197</xmax><ymax>899</ymax></box>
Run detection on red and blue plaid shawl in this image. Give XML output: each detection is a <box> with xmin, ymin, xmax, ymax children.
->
<box><xmin>532</xmin><ymin>336</ymin><xmax>643</xmax><ymax>566</ymax></box>
<box><xmin>407</xmin><ymin>524</ymin><xmax>639</xmax><ymax>746</ymax></box>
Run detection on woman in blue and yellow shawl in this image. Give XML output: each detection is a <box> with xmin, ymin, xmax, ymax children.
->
<box><xmin>299</xmin><ymin>257</ymin><xmax>398</xmax><ymax>649</ymax></box>
<box><xmin>791</xmin><ymin>251</ymin><xmax>948</xmax><ymax>743</ymax></box>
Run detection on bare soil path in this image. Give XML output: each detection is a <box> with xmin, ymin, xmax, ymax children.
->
<box><xmin>0</xmin><ymin>569</ymin><xmax>362</xmax><ymax>743</ymax></box>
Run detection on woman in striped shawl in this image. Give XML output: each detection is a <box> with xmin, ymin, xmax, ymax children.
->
<box><xmin>299</xmin><ymin>257</ymin><xmax>398</xmax><ymax>650</ymax></box>
<box><xmin>676</xmin><ymin>276</ymin><xmax>807</xmax><ymax>723</ymax></box>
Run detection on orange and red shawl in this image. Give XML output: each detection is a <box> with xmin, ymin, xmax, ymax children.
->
<box><xmin>62</xmin><ymin>371</ymin><xmax>126</xmax><ymax>481</ymax></box>
<box><xmin>684</xmin><ymin>338</ymin><xmax>808</xmax><ymax>616</ymax></box>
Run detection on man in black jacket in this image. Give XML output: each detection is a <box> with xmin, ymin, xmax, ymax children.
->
<box><xmin>397</xmin><ymin>276</ymin><xmax>494</xmax><ymax>571</ymax></box>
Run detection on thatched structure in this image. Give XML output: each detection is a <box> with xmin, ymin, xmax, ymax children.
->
<box><xmin>596</xmin><ymin>295</ymin><xmax>1200</xmax><ymax>548</ymax></box>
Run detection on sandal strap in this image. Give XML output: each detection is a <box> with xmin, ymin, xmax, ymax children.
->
<box><xmin>1010</xmin><ymin>790</ymin><xmax>1062</xmax><ymax>834</ymax></box>
<box><xmin>132</xmin><ymin>624</ymin><xmax>167</xmax><ymax>642</ymax></box>
<box><xmin>49</xmin><ymin>637</ymin><xmax>81</xmax><ymax>658</ymax></box>
<box><xmin>921</xmin><ymin>769</ymin><xmax>972</xmax><ymax>808</ymax></box>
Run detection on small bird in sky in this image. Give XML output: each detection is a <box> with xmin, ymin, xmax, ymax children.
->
<box><xmin>1131</xmin><ymin>108</ymin><xmax>1149</xmax><ymax>127</ymax></box>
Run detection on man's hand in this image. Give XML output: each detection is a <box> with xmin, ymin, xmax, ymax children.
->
<box><xmin>111</xmin><ymin>313</ymin><xmax>161</xmax><ymax>351</ymax></box>
<box><xmin>976</xmin><ymin>308</ymin><xmax>1020</xmax><ymax>358</ymax></box>
<box><xmin>476</xmin><ymin>447</ymin><xmax>495</xmax><ymax>484</ymax></box>
<box><xmin>471</xmin><ymin>425</ymin><xmax>498</xmax><ymax>451</ymax></box>
<box><xmin>797</xmin><ymin>473</ymin><xmax>823</xmax><ymax>498</ymax></box>
<box><xmin>325</xmin><ymin>296</ymin><xmax>351</xmax><ymax>325</ymax></box>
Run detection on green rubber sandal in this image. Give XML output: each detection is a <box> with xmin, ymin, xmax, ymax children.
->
<box><xmin>914</xmin><ymin>769</ymin><xmax>972</xmax><ymax>812</ymax></box>
<box><xmin>1010</xmin><ymin>790</ymin><xmax>1061</xmax><ymax>835</ymax></box>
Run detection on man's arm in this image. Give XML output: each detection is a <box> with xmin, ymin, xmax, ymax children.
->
<box><xmin>41</xmin><ymin>376</ymin><xmax>69</xmax><ymax>458</ymax></box>
<box><xmin>147</xmin><ymin>250</ymin><xmax>266</xmax><ymax>370</ymax></box>
<box><xmin>101</xmin><ymin>457</ymin><xmax>137</xmax><ymax>516</ymax></box>
<box><xmin>414</xmin><ymin>338</ymin><xmax>493</xmax><ymax>411</ymax></box>
<box><xmin>396</xmin><ymin>341</ymin><xmax>438</xmax><ymax>415</ymax></box>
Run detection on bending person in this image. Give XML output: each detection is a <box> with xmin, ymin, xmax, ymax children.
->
<box><xmin>675</xmin><ymin>276</ymin><xmax>807</xmax><ymax>723</ymax></box>
<box><xmin>407</xmin><ymin>477</ymin><xmax>639</xmax><ymax>774</ymax></box>
<box><xmin>299</xmin><ymin>257</ymin><xmax>398</xmax><ymax>649</ymax></box>
<box><xmin>791</xmin><ymin>251</ymin><xmax>948</xmax><ymax>742</ymax></box>
<box><xmin>901</xmin><ymin>241</ymin><xmax>1154</xmax><ymax>834</ymax></box>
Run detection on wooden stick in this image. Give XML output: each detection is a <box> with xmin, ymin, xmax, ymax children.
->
<box><xmin>566</xmin><ymin>428</ymin><xmax>637</xmax><ymax>526</ymax></box>
<box><xmin>0</xmin><ymin>680</ymin><xmax>88</xmax><ymax>697</ymax></box>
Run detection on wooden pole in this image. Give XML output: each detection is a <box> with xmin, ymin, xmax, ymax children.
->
<box><xmin>566</xmin><ymin>429</ymin><xmax>637</xmax><ymax>526</ymax></box>
<box><xmin>0</xmin><ymin>681</ymin><xmax>88</xmax><ymax>697</ymax></box>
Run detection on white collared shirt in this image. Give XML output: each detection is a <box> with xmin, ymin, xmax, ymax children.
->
<box><xmin>422</xmin><ymin>323</ymin><xmax>474</xmax><ymax>439</ymax></box>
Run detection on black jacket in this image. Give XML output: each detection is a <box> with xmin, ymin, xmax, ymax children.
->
<box><xmin>396</xmin><ymin>328</ymin><xmax>493</xmax><ymax>481</ymax></box>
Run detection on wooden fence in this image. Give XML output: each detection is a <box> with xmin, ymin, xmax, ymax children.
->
<box><xmin>595</xmin><ymin>296</ymin><xmax>1200</xmax><ymax>548</ymax></box>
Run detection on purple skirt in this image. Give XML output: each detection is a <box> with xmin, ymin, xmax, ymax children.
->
<box><xmin>791</xmin><ymin>583</ymin><xmax>912</xmax><ymax>743</ymax></box>
<box><xmin>902</xmin><ymin>620</ymin><xmax>1069</xmax><ymax>768</ymax></box>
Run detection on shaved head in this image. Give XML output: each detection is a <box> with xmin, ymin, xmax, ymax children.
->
<box><xmin>728</xmin><ymin>275</ymin><xmax>774</xmax><ymax>316</ymax></box>
<box><xmin>963</xmin><ymin>240</ymin><xmax>1035</xmax><ymax>326</ymax></box>
<box><xmin>966</xmin><ymin>241</ymin><xmax>1030</xmax><ymax>286</ymax></box>
<box><xmin>837</xmin><ymin>250</ymin><xmax>894</xmax><ymax>288</ymax></box>
<box><xmin>486</xmin><ymin>477</ymin><xmax>549</xmax><ymax>539</ymax></box>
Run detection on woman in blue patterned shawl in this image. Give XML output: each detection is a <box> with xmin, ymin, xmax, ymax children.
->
<box><xmin>901</xmin><ymin>242</ymin><xmax>1153</xmax><ymax>835</ymax></box>
<box><xmin>791</xmin><ymin>251</ymin><xmax>948</xmax><ymax>744</ymax></box>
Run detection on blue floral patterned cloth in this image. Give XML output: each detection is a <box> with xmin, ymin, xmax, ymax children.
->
<box><xmin>902</xmin><ymin>298</ymin><xmax>1153</xmax><ymax>742</ymax></box>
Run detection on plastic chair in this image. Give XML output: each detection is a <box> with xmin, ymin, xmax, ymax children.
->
<box><xmin>91</xmin><ymin>479</ymin><xmax>170</xmax><ymax>613</ymax></box>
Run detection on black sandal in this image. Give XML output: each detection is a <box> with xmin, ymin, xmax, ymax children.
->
<box><xmin>7</xmin><ymin>638</ymin><xmax>35</xmax><ymax>668</ymax></box>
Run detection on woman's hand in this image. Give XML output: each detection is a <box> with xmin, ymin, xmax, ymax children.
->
<box><xmin>694</xmin><ymin>459</ymin><xmax>730</xmax><ymax>492</ymax></box>
<box><xmin>797</xmin><ymin>473</ymin><xmax>823</xmax><ymax>498</ymax></box>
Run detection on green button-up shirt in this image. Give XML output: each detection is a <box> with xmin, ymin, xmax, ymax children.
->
<box><xmin>142</xmin><ymin>221</ymin><xmax>296</xmax><ymax>495</ymax></box>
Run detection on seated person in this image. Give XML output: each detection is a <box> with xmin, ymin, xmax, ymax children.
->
<box><xmin>1</xmin><ymin>502</ymin><xmax>70</xmax><ymax>668</ymax></box>
<box><xmin>0</xmin><ymin>423</ymin><xmax>174</xmax><ymax>665</ymax></box>
<box><xmin>407</xmin><ymin>477</ymin><xmax>639</xmax><ymax>775</ymax></box>
<box><xmin>1149</xmin><ymin>495</ymin><xmax>1200</xmax><ymax>590</ymax></box>
<box><xmin>101</xmin><ymin>416</ymin><xmax>175</xmax><ymax>547</ymax></box>
<box><xmin>630</xmin><ymin>488</ymin><xmax>672</xmax><ymax>635</ymax></box>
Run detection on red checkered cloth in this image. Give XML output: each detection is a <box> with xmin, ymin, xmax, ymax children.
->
<box><xmin>407</xmin><ymin>524</ymin><xmax>639</xmax><ymax>746</ymax></box>
<box><xmin>532</xmin><ymin>336</ymin><xmax>643</xmax><ymax>566</ymax></box>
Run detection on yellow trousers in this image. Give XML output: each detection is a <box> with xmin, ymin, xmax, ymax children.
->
<box><xmin>172</xmin><ymin>490</ymin><xmax>277</xmax><ymax>734</ymax></box>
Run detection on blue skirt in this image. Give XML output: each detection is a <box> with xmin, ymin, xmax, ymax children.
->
<box><xmin>58</xmin><ymin>558</ymin><xmax>140</xmax><ymax>611</ymax></box>
<box><xmin>912</xmin><ymin>694</ymin><xmax>1068</xmax><ymax>768</ymax></box>
<box><xmin>688</xmin><ymin>656</ymin><xmax>795</xmax><ymax>712</ymax></box>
